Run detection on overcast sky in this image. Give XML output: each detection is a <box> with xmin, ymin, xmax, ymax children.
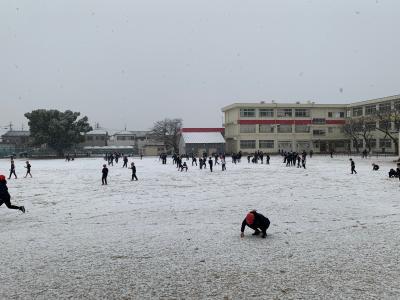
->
<box><xmin>1</xmin><ymin>0</ymin><xmax>399</xmax><ymax>131</ymax></box>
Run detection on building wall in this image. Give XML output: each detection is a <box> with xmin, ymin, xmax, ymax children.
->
<box><xmin>223</xmin><ymin>97</ymin><xmax>399</xmax><ymax>154</ymax></box>
<box><xmin>81</xmin><ymin>134</ymin><xmax>107</xmax><ymax>147</ymax></box>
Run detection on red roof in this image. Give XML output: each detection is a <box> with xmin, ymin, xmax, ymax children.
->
<box><xmin>181</xmin><ymin>128</ymin><xmax>224</xmax><ymax>133</ymax></box>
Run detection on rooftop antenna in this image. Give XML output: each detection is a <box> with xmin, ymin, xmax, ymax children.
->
<box><xmin>9</xmin><ymin>122</ymin><xmax>13</xmax><ymax>131</ymax></box>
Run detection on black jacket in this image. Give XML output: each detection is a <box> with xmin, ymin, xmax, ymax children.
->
<box><xmin>0</xmin><ymin>181</ymin><xmax>10</xmax><ymax>201</ymax></box>
<box><xmin>102</xmin><ymin>167</ymin><xmax>109</xmax><ymax>177</ymax></box>
<box><xmin>241</xmin><ymin>212</ymin><xmax>270</xmax><ymax>232</ymax></box>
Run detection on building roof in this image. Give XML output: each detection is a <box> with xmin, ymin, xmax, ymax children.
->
<box><xmin>114</xmin><ymin>130</ymin><xmax>135</xmax><ymax>136</ymax></box>
<box><xmin>181</xmin><ymin>128</ymin><xmax>224</xmax><ymax>133</ymax></box>
<box><xmin>181</xmin><ymin>132</ymin><xmax>225</xmax><ymax>144</ymax></box>
<box><xmin>83</xmin><ymin>146</ymin><xmax>134</xmax><ymax>150</ymax></box>
<box><xmin>2</xmin><ymin>130</ymin><xmax>30</xmax><ymax>137</ymax></box>
<box><xmin>86</xmin><ymin>129</ymin><xmax>108</xmax><ymax>135</ymax></box>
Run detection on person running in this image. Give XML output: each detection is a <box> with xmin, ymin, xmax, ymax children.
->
<box><xmin>0</xmin><ymin>175</ymin><xmax>25</xmax><ymax>213</ymax></box>
<box><xmin>240</xmin><ymin>210</ymin><xmax>270</xmax><ymax>238</ymax></box>
<box><xmin>350</xmin><ymin>158</ymin><xmax>357</xmax><ymax>174</ymax></box>
<box><xmin>130</xmin><ymin>162</ymin><xmax>138</xmax><ymax>181</ymax></box>
<box><xmin>24</xmin><ymin>161</ymin><xmax>32</xmax><ymax>178</ymax></box>
<box><xmin>122</xmin><ymin>156</ymin><xmax>128</xmax><ymax>168</ymax></box>
<box><xmin>221</xmin><ymin>158</ymin><xmax>226</xmax><ymax>171</ymax></box>
<box><xmin>8</xmin><ymin>159</ymin><xmax>17</xmax><ymax>179</ymax></box>
<box><xmin>208</xmin><ymin>157</ymin><xmax>213</xmax><ymax>172</ymax></box>
<box><xmin>102</xmin><ymin>164</ymin><xmax>108</xmax><ymax>185</ymax></box>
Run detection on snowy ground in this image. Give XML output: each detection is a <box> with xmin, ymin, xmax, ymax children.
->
<box><xmin>0</xmin><ymin>155</ymin><xmax>399</xmax><ymax>299</ymax></box>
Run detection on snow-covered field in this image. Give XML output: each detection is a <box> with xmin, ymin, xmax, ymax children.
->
<box><xmin>0</xmin><ymin>155</ymin><xmax>399</xmax><ymax>299</ymax></box>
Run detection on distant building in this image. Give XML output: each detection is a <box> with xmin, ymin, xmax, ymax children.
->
<box><xmin>1</xmin><ymin>130</ymin><xmax>31</xmax><ymax>147</ymax></box>
<box><xmin>179</xmin><ymin>128</ymin><xmax>225</xmax><ymax>156</ymax></box>
<box><xmin>222</xmin><ymin>95</ymin><xmax>400</xmax><ymax>154</ymax></box>
<box><xmin>109</xmin><ymin>130</ymin><xmax>136</xmax><ymax>146</ymax></box>
<box><xmin>81</xmin><ymin>129</ymin><xmax>108</xmax><ymax>147</ymax></box>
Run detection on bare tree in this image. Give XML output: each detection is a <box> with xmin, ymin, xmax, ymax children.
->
<box><xmin>373</xmin><ymin>102</ymin><xmax>400</xmax><ymax>155</ymax></box>
<box><xmin>343</xmin><ymin>118</ymin><xmax>363</xmax><ymax>153</ymax></box>
<box><xmin>360</xmin><ymin>117</ymin><xmax>376</xmax><ymax>153</ymax></box>
<box><xmin>150</xmin><ymin>118</ymin><xmax>182</xmax><ymax>153</ymax></box>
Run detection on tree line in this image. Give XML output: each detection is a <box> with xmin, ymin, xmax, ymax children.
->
<box><xmin>23</xmin><ymin>109</ymin><xmax>182</xmax><ymax>157</ymax></box>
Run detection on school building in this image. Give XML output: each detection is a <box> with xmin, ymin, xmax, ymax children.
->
<box><xmin>222</xmin><ymin>95</ymin><xmax>400</xmax><ymax>154</ymax></box>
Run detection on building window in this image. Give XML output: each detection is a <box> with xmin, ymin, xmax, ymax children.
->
<box><xmin>365</xmin><ymin>122</ymin><xmax>376</xmax><ymax>131</ymax></box>
<box><xmin>259</xmin><ymin>140</ymin><xmax>274</xmax><ymax>149</ymax></box>
<box><xmin>259</xmin><ymin>124</ymin><xmax>274</xmax><ymax>133</ymax></box>
<box><xmin>395</xmin><ymin>100</ymin><xmax>400</xmax><ymax>110</ymax></box>
<box><xmin>379</xmin><ymin>102</ymin><xmax>391</xmax><ymax>113</ymax></box>
<box><xmin>335</xmin><ymin>141</ymin><xmax>345</xmax><ymax>148</ymax></box>
<box><xmin>117</xmin><ymin>136</ymin><xmax>126</xmax><ymax>141</ymax></box>
<box><xmin>277</xmin><ymin>124</ymin><xmax>292</xmax><ymax>133</ymax></box>
<box><xmin>295</xmin><ymin>109</ymin><xmax>310</xmax><ymax>117</ymax></box>
<box><xmin>240</xmin><ymin>108</ymin><xmax>256</xmax><ymax>117</ymax></box>
<box><xmin>379</xmin><ymin>120</ymin><xmax>391</xmax><ymax>130</ymax></box>
<box><xmin>328</xmin><ymin>127</ymin><xmax>334</xmax><ymax>133</ymax></box>
<box><xmin>259</xmin><ymin>109</ymin><xmax>274</xmax><ymax>117</ymax></box>
<box><xmin>367</xmin><ymin>139</ymin><xmax>377</xmax><ymax>148</ymax></box>
<box><xmin>313</xmin><ymin>129</ymin><xmax>325</xmax><ymax>136</ymax></box>
<box><xmin>353</xmin><ymin>107</ymin><xmax>363</xmax><ymax>117</ymax></box>
<box><xmin>295</xmin><ymin>125</ymin><xmax>310</xmax><ymax>133</ymax></box>
<box><xmin>87</xmin><ymin>136</ymin><xmax>93</xmax><ymax>141</ymax></box>
<box><xmin>240</xmin><ymin>124</ymin><xmax>256</xmax><ymax>133</ymax></box>
<box><xmin>240</xmin><ymin>140</ymin><xmax>256</xmax><ymax>149</ymax></box>
<box><xmin>100</xmin><ymin>136</ymin><xmax>105</xmax><ymax>140</ymax></box>
<box><xmin>328</xmin><ymin>112</ymin><xmax>333</xmax><ymax>118</ymax></box>
<box><xmin>338</xmin><ymin>112</ymin><xmax>345</xmax><ymax>118</ymax></box>
<box><xmin>365</xmin><ymin>105</ymin><xmax>377</xmax><ymax>115</ymax></box>
<box><xmin>278</xmin><ymin>141</ymin><xmax>292</xmax><ymax>150</ymax></box>
<box><xmin>277</xmin><ymin>109</ymin><xmax>292</xmax><ymax>117</ymax></box>
<box><xmin>312</xmin><ymin>118</ymin><xmax>326</xmax><ymax>125</ymax></box>
<box><xmin>379</xmin><ymin>139</ymin><xmax>392</xmax><ymax>148</ymax></box>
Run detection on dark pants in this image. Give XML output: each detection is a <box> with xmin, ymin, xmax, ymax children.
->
<box><xmin>222</xmin><ymin>164</ymin><xmax>226</xmax><ymax>171</ymax></box>
<box><xmin>132</xmin><ymin>173</ymin><xmax>138</xmax><ymax>181</ymax></box>
<box><xmin>249</xmin><ymin>219</ymin><xmax>270</xmax><ymax>235</ymax></box>
<box><xmin>0</xmin><ymin>198</ymin><xmax>20</xmax><ymax>210</ymax></box>
<box><xmin>102</xmin><ymin>176</ymin><xmax>107</xmax><ymax>185</ymax></box>
<box><xmin>352</xmin><ymin>167</ymin><xmax>357</xmax><ymax>174</ymax></box>
<box><xmin>25</xmin><ymin>171</ymin><xmax>32</xmax><ymax>178</ymax></box>
<box><xmin>123</xmin><ymin>162</ymin><xmax>128</xmax><ymax>168</ymax></box>
<box><xmin>9</xmin><ymin>170</ymin><xmax>17</xmax><ymax>179</ymax></box>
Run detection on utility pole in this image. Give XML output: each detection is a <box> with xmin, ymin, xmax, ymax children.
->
<box><xmin>8</xmin><ymin>122</ymin><xmax>13</xmax><ymax>131</ymax></box>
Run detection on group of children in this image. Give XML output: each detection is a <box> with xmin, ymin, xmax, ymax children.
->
<box><xmin>169</xmin><ymin>153</ymin><xmax>227</xmax><ymax>173</ymax></box>
<box><xmin>5</xmin><ymin>159</ymin><xmax>32</xmax><ymax>179</ymax></box>
<box><xmin>101</xmin><ymin>160</ymin><xmax>138</xmax><ymax>185</ymax></box>
<box><xmin>282</xmin><ymin>151</ymin><xmax>307</xmax><ymax>169</ymax></box>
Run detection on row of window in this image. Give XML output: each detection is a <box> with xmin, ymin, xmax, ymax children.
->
<box><xmin>352</xmin><ymin>101</ymin><xmax>400</xmax><ymax>117</ymax></box>
<box><xmin>240</xmin><ymin>139</ymin><xmax>394</xmax><ymax>149</ymax></box>
<box><xmin>353</xmin><ymin>139</ymin><xmax>392</xmax><ymax>148</ymax></box>
<box><xmin>239</xmin><ymin>108</ymin><xmax>345</xmax><ymax>118</ymax></box>
<box><xmin>240</xmin><ymin>124</ymin><xmax>343</xmax><ymax>134</ymax></box>
<box><xmin>86</xmin><ymin>136</ymin><xmax>105</xmax><ymax>141</ymax></box>
<box><xmin>240</xmin><ymin>140</ymin><xmax>274</xmax><ymax>149</ymax></box>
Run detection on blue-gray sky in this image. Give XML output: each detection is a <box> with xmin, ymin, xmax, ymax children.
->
<box><xmin>1</xmin><ymin>0</ymin><xmax>399</xmax><ymax>130</ymax></box>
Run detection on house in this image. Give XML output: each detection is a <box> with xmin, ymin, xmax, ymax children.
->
<box><xmin>81</xmin><ymin>128</ymin><xmax>108</xmax><ymax>147</ymax></box>
<box><xmin>1</xmin><ymin>130</ymin><xmax>31</xmax><ymax>147</ymax></box>
<box><xmin>179</xmin><ymin>128</ymin><xmax>225</xmax><ymax>156</ymax></box>
<box><xmin>109</xmin><ymin>130</ymin><xmax>136</xmax><ymax>146</ymax></box>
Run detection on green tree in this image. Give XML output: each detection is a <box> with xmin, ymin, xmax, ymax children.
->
<box><xmin>24</xmin><ymin>109</ymin><xmax>92</xmax><ymax>157</ymax></box>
